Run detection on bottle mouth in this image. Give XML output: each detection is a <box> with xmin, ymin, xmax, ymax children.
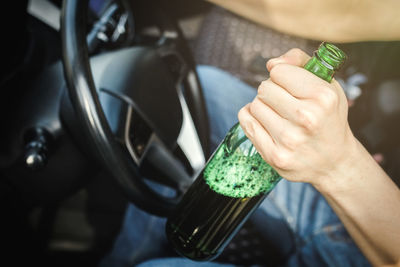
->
<box><xmin>317</xmin><ymin>42</ymin><xmax>347</xmax><ymax>70</ymax></box>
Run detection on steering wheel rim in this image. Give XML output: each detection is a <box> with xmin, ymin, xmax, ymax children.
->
<box><xmin>61</xmin><ymin>0</ymin><xmax>180</xmax><ymax>216</ymax></box>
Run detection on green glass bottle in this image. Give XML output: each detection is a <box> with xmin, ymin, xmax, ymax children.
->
<box><xmin>166</xmin><ymin>42</ymin><xmax>347</xmax><ymax>261</ymax></box>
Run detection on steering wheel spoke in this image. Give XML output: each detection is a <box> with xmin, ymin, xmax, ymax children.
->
<box><xmin>138</xmin><ymin>134</ymin><xmax>193</xmax><ymax>193</ymax></box>
<box><xmin>119</xmin><ymin>104</ymin><xmax>193</xmax><ymax>194</ymax></box>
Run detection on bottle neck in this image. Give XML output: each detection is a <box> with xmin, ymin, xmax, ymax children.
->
<box><xmin>304</xmin><ymin>53</ymin><xmax>335</xmax><ymax>83</ymax></box>
<box><xmin>303</xmin><ymin>42</ymin><xmax>346</xmax><ymax>83</ymax></box>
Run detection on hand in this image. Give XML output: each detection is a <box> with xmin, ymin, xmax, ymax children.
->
<box><xmin>238</xmin><ymin>48</ymin><xmax>359</xmax><ymax>187</ymax></box>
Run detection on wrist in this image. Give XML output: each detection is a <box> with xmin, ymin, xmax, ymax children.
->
<box><xmin>313</xmin><ymin>136</ymin><xmax>368</xmax><ymax>197</ymax></box>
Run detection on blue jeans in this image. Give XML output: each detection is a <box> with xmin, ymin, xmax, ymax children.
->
<box><xmin>100</xmin><ymin>66</ymin><xmax>370</xmax><ymax>267</ymax></box>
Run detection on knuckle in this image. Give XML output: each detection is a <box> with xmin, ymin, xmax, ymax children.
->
<box><xmin>296</xmin><ymin>108</ymin><xmax>318</xmax><ymax>132</ymax></box>
<box><xmin>269</xmin><ymin>63</ymin><xmax>285</xmax><ymax>81</ymax></box>
<box><xmin>286</xmin><ymin>48</ymin><xmax>304</xmax><ymax>58</ymax></box>
<box><xmin>248</xmin><ymin>99</ymin><xmax>259</xmax><ymax>115</ymax></box>
<box><xmin>316</xmin><ymin>88</ymin><xmax>338</xmax><ymax>110</ymax></box>
<box><xmin>280</xmin><ymin>130</ymin><xmax>301</xmax><ymax>150</ymax></box>
<box><xmin>237</xmin><ymin>106</ymin><xmax>248</xmax><ymax>122</ymax></box>
<box><xmin>270</xmin><ymin>150</ymin><xmax>291</xmax><ymax>170</ymax></box>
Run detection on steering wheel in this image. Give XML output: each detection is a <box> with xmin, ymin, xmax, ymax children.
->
<box><xmin>61</xmin><ymin>0</ymin><xmax>209</xmax><ymax>216</ymax></box>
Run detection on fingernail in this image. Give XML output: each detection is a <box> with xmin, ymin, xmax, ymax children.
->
<box><xmin>372</xmin><ymin>153</ymin><xmax>384</xmax><ymax>164</ymax></box>
<box><xmin>244</xmin><ymin>122</ymin><xmax>255</xmax><ymax>139</ymax></box>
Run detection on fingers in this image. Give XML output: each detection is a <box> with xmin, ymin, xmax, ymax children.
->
<box><xmin>256</xmin><ymin>78</ymin><xmax>328</xmax><ymax>133</ymax></box>
<box><xmin>270</xmin><ymin>63</ymin><xmax>332</xmax><ymax>99</ymax></box>
<box><xmin>238</xmin><ymin>103</ymin><xmax>296</xmax><ymax>171</ymax></box>
<box><xmin>266</xmin><ymin>48</ymin><xmax>311</xmax><ymax>71</ymax></box>
<box><xmin>266</xmin><ymin>48</ymin><xmax>339</xmax><ymax>101</ymax></box>
<box><xmin>249</xmin><ymin>98</ymin><xmax>304</xmax><ymax>150</ymax></box>
<box><xmin>248</xmin><ymin>97</ymin><xmax>287</xmax><ymax>142</ymax></box>
<box><xmin>257</xmin><ymin>79</ymin><xmax>300</xmax><ymax>123</ymax></box>
<box><xmin>267</xmin><ymin>48</ymin><xmax>325</xmax><ymax>99</ymax></box>
<box><xmin>238</xmin><ymin>104</ymin><xmax>276</xmax><ymax>160</ymax></box>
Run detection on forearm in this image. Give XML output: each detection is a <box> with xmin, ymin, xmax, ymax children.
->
<box><xmin>314</xmin><ymin>139</ymin><xmax>400</xmax><ymax>266</ymax></box>
<box><xmin>207</xmin><ymin>0</ymin><xmax>400</xmax><ymax>42</ymax></box>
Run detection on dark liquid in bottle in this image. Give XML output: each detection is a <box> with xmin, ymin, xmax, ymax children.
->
<box><xmin>165</xmin><ymin>171</ymin><xmax>266</xmax><ymax>261</ymax></box>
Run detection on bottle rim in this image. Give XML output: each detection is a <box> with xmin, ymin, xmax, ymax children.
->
<box><xmin>316</xmin><ymin>42</ymin><xmax>347</xmax><ymax>70</ymax></box>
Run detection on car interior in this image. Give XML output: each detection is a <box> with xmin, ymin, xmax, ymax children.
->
<box><xmin>1</xmin><ymin>0</ymin><xmax>400</xmax><ymax>266</ymax></box>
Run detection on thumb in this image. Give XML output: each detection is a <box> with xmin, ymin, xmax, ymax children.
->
<box><xmin>267</xmin><ymin>48</ymin><xmax>311</xmax><ymax>72</ymax></box>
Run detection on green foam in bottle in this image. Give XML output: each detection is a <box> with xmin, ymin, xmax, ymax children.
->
<box><xmin>166</xmin><ymin>42</ymin><xmax>347</xmax><ymax>261</ymax></box>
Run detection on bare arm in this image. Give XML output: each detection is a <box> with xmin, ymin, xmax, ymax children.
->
<box><xmin>238</xmin><ymin>48</ymin><xmax>400</xmax><ymax>266</ymax></box>
<box><xmin>316</xmin><ymin>139</ymin><xmax>400</xmax><ymax>266</ymax></box>
<box><xmin>208</xmin><ymin>0</ymin><xmax>400</xmax><ymax>43</ymax></box>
